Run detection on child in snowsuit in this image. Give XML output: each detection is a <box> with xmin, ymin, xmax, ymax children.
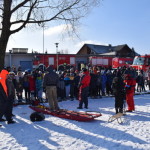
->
<box><xmin>16</xmin><ymin>71</ymin><xmax>24</xmax><ymax>102</ymax></box>
<box><xmin>101</xmin><ymin>70</ymin><xmax>107</xmax><ymax>96</ymax></box>
<box><xmin>23</xmin><ymin>71</ymin><xmax>30</xmax><ymax>102</ymax></box>
<box><xmin>35</xmin><ymin>72</ymin><xmax>43</xmax><ymax>102</ymax></box>
<box><xmin>29</xmin><ymin>74</ymin><xmax>36</xmax><ymax>104</ymax></box>
<box><xmin>64</xmin><ymin>74</ymin><xmax>71</xmax><ymax>100</ymax></box>
<box><xmin>57</xmin><ymin>74</ymin><xmax>66</xmax><ymax>101</ymax></box>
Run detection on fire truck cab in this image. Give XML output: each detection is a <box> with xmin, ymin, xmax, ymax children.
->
<box><xmin>131</xmin><ymin>55</ymin><xmax>150</xmax><ymax>72</ymax></box>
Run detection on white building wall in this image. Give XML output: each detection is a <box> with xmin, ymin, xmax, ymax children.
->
<box><xmin>5</xmin><ymin>53</ymin><xmax>34</xmax><ymax>70</ymax></box>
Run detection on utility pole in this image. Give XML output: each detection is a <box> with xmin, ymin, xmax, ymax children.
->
<box><xmin>55</xmin><ymin>43</ymin><xmax>59</xmax><ymax>72</ymax></box>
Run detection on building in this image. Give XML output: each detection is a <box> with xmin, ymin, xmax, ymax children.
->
<box><xmin>4</xmin><ymin>44</ymin><xmax>139</xmax><ymax>71</ymax></box>
<box><xmin>77</xmin><ymin>44</ymin><xmax>137</xmax><ymax>57</ymax></box>
<box><xmin>5</xmin><ymin>48</ymin><xmax>34</xmax><ymax>71</ymax></box>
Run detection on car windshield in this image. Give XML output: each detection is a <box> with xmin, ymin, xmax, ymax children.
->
<box><xmin>133</xmin><ymin>57</ymin><xmax>145</xmax><ymax>65</ymax></box>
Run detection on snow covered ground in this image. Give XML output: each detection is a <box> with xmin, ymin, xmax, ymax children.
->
<box><xmin>0</xmin><ymin>93</ymin><xmax>150</xmax><ymax>150</ymax></box>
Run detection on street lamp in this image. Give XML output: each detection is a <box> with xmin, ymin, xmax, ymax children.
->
<box><xmin>42</xmin><ymin>22</ymin><xmax>45</xmax><ymax>72</ymax></box>
<box><xmin>55</xmin><ymin>43</ymin><xmax>59</xmax><ymax>71</ymax></box>
<box><xmin>38</xmin><ymin>15</ymin><xmax>46</xmax><ymax>72</ymax></box>
<box><xmin>9</xmin><ymin>49</ymin><xmax>12</xmax><ymax>67</ymax></box>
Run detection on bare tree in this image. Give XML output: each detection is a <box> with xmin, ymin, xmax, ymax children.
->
<box><xmin>0</xmin><ymin>0</ymin><xmax>100</xmax><ymax>70</ymax></box>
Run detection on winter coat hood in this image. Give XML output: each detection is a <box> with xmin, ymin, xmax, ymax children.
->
<box><xmin>0</xmin><ymin>69</ymin><xmax>9</xmax><ymax>96</ymax></box>
<box><xmin>0</xmin><ymin>70</ymin><xmax>9</xmax><ymax>79</ymax></box>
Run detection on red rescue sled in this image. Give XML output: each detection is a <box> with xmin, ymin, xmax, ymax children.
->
<box><xmin>29</xmin><ymin>105</ymin><xmax>102</xmax><ymax>122</ymax></box>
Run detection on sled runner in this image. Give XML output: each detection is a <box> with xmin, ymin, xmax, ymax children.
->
<box><xmin>29</xmin><ymin>105</ymin><xmax>102</xmax><ymax>122</ymax></box>
<box><xmin>108</xmin><ymin>113</ymin><xmax>124</xmax><ymax>124</ymax></box>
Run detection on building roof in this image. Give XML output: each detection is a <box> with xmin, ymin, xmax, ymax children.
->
<box><xmin>112</xmin><ymin>44</ymin><xmax>127</xmax><ymax>51</ymax></box>
<box><xmin>78</xmin><ymin>44</ymin><xmax>130</xmax><ymax>54</ymax></box>
<box><xmin>85</xmin><ymin>44</ymin><xmax>113</xmax><ymax>54</ymax></box>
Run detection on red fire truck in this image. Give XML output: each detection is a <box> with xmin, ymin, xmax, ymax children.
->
<box><xmin>89</xmin><ymin>56</ymin><xmax>113</xmax><ymax>68</ymax></box>
<box><xmin>89</xmin><ymin>56</ymin><xmax>133</xmax><ymax>69</ymax></box>
<box><xmin>33</xmin><ymin>54</ymin><xmax>76</xmax><ymax>70</ymax></box>
<box><xmin>131</xmin><ymin>55</ymin><xmax>150</xmax><ymax>72</ymax></box>
<box><xmin>112</xmin><ymin>57</ymin><xmax>133</xmax><ymax>69</ymax></box>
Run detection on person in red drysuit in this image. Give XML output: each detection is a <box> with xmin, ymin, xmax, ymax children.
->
<box><xmin>124</xmin><ymin>74</ymin><xmax>136</xmax><ymax>112</ymax></box>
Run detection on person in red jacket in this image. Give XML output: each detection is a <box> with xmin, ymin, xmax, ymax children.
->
<box><xmin>77</xmin><ymin>68</ymin><xmax>91</xmax><ymax>109</ymax></box>
<box><xmin>124</xmin><ymin>74</ymin><xmax>136</xmax><ymax>112</ymax></box>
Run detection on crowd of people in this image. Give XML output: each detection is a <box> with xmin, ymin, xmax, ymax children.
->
<box><xmin>0</xmin><ymin>65</ymin><xmax>150</xmax><ymax>125</ymax></box>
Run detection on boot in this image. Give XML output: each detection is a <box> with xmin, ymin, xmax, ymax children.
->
<box><xmin>84</xmin><ymin>106</ymin><xmax>88</xmax><ymax>109</ymax></box>
<box><xmin>77</xmin><ymin>107</ymin><xmax>83</xmax><ymax>109</ymax></box>
<box><xmin>119</xmin><ymin>108</ymin><xmax>123</xmax><ymax>113</ymax></box>
<box><xmin>115</xmin><ymin>108</ymin><xmax>119</xmax><ymax>114</ymax></box>
<box><xmin>0</xmin><ymin>118</ymin><xmax>6</xmax><ymax>122</ymax></box>
<box><xmin>7</xmin><ymin>120</ymin><xmax>16</xmax><ymax>124</ymax></box>
<box><xmin>125</xmin><ymin>110</ymin><xmax>133</xmax><ymax>112</ymax></box>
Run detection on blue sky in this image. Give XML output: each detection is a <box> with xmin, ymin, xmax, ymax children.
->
<box><xmin>7</xmin><ymin>0</ymin><xmax>150</xmax><ymax>55</ymax></box>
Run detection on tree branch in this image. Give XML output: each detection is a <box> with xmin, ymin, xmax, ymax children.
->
<box><xmin>10</xmin><ymin>0</ymin><xmax>37</xmax><ymax>34</ymax></box>
<box><xmin>10</xmin><ymin>0</ymin><xmax>82</xmax><ymax>26</ymax></box>
<box><xmin>11</xmin><ymin>0</ymin><xmax>30</xmax><ymax>14</ymax></box>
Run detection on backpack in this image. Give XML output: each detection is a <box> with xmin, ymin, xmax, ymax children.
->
<box><xmin>30</xmin><ymin>112</ymin><xmax>45</xmax><ymax>122</ymax></box>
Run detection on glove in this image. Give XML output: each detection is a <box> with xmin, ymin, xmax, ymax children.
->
<box><xmin>125</xmin><ymin>85</ymin><xmax>130</xmax><ymax>88</ymax></box>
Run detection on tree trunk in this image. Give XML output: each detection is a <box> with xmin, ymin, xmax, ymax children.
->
<box><xmin>0</xmin><ymin>34</ymin><xmax>10</xmax><ymax>71</ymax></box>
<box><xmin>0</xmin><ymin>0</ymin><xmax>12</xmax><ymax>71</ymax></box>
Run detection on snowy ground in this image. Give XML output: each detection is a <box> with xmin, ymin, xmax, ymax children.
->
<box><xmin>0</xmin><ymin>93</ymin><xmax>150</xmax><ymax>150</ymax></box>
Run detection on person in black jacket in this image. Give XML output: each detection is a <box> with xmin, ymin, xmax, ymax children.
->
<box><xmin>43</xmin><ymin>66</ymin><xmax>59</xmax><ymax>111</ymax></box>
<box><xmin>112</xmin><ymin>70</ymin><xmax>125</xmax><ymax>114</ymax></box>
<box><xmin>89</xmin><ymin>72</ymin><xmax>98</xmax><ymax>98</ymax></box>
<box><xmin>74</xmin><ymin>72</ymin><xmax>80</xmax><ymax>100</ymax></box>
<box><xmin>6</xmin><ymin>73</ymin><xmax>16</xmax><ymax>120</ymax></box>
<box><xmin>0</xmin><ymin>82</ymin><xmax>7</xmax><ymax>126</ymax></box>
